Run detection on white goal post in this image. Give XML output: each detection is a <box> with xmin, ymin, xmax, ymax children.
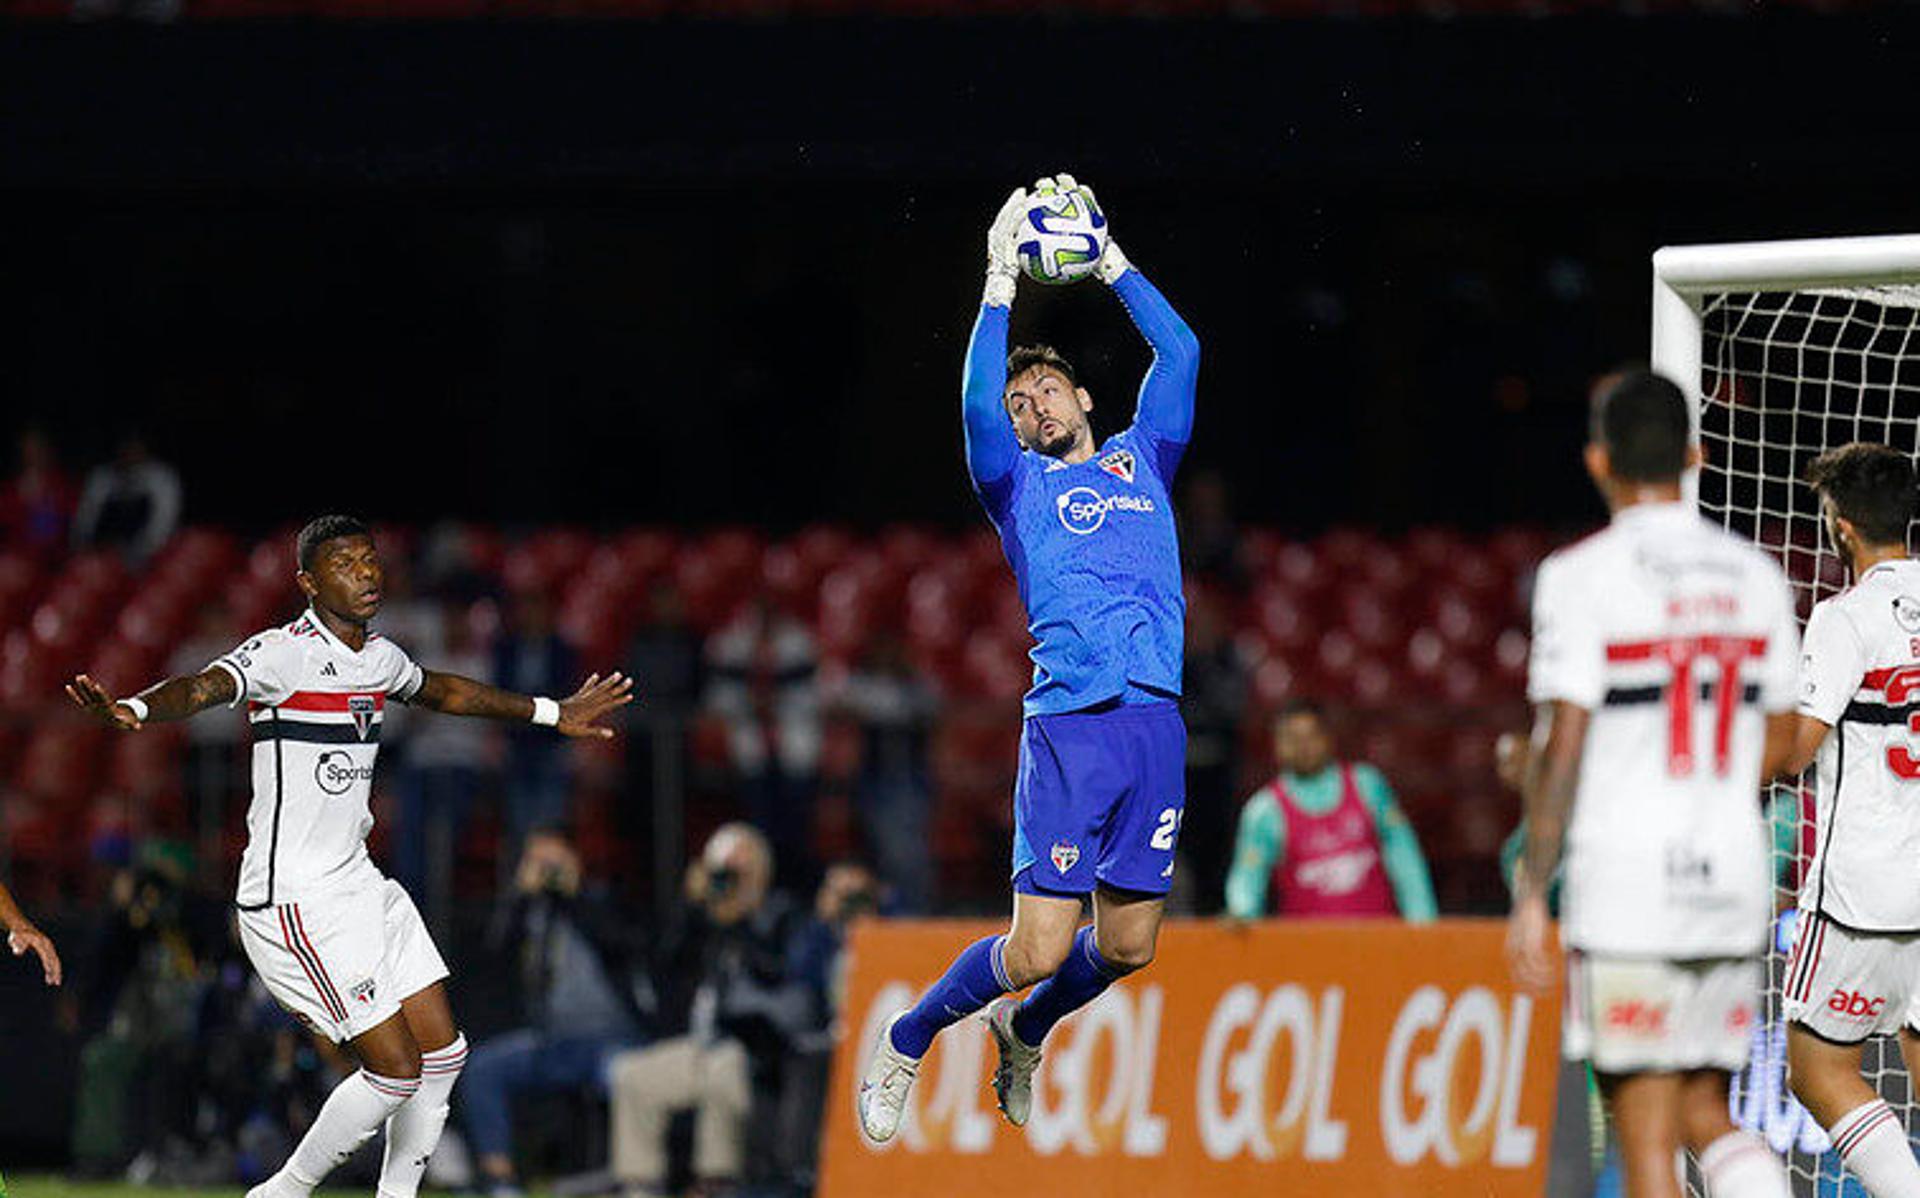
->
<box><xmin>1652</xmin><ymin>234</ymin><xmax>1920</xmax><ymax>1195</ymax></box>
<box><xmin>1653</xmin><ymin>235</ymin><xmax>1920</xmax><ymax>436</ymax></box>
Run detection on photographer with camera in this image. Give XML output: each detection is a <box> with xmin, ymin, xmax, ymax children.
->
<box><xmin>608</xmin><ymin>822</ymin><xmax>813</xmax><ymax>1198</ymax></box>
<box><xmin>461</xmin><ymin>828</ymin><xmax>651</xmax><ymax>1198</ymax></box>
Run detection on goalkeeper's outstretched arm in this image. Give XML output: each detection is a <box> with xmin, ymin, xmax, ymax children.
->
<box><xmin>1108</xmin><ymin>264</ymin><xmax>1200</xmax><ymax>454</ymax></box>
<box><xmin>962</xmin><ymin>189</ymin><xmax>1027</xmax><ymax>502</ymax></box>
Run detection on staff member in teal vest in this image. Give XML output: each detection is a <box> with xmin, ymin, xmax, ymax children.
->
<box><xmin>1224</xmin><ymin>699</ymin><xmax>1438</xmax><ymax>921</ymax></box>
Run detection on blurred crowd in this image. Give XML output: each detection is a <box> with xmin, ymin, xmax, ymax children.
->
<box><xmin>0</xmin><ymin>429</ymin><xmax>1559</xmax><ymax>1192</ymax></box>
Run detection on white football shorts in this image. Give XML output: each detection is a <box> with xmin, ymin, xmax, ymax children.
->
<box><xmin>236</xmin><ymin>877</ymin><xmax>449</xmax><ymax>1043</ymax></box>
<box><xmin>1563</xmin><ymin>952</ymin><xmax>1759</xmax><ymax>1074</ymax></box>
<box><xmin>1782</xmin><ymin>912</ymin><xmax>1920</xmax><ymax>1043</ymax></box>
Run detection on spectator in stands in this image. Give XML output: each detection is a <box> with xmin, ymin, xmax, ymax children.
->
<box><xmin>703</xmin><ymin>596</ymin><xmax>822</xmax><ymax>891</ymax></box>
<box><xmin>0</xmin><ymin>427</ymin><xmax>78</xmax><ymax>557</ymax></box>
<box><xmin>167</xmin><ymin>599</ymin><xmax>246</xmax><ymax>853</ymax></box>
<box><xmin>395</xmin><ymin>597</ymin><xmax>498</xmax><ymax>929</ymax></box>
<box><xmin>626</xmin><ymin>580</ymin><xmax>704</xmax><ymax>895</ymax></box>
<box><xmin>493</xmin><ymin>587</ymin><xmax>579</xmax><ymax>850</ymax></box>
<box><xmin>461</xmin><ymin>828</ymin><xmax>651</xmax><ymax>1198</ymax></box>
<box><xmin>72</xmin><ymin>432</ymin><xmax>182</xmax><ymax>564</ymax></box>
<box><xmin>1224</xmin><ymin>700</ymin><xmax>1437</xmax><ymax>921</ymax></box>
<box><xmin>776</xmin><ymin>859</ymin><xmax>882</xmax><ymax>1190</ymax></box>
<box><xmin>1179</xmin><ymin>598</ymin><xmax>1246</xmax><ymax>914</ymax></box>
<box><xmin>831</xmin><ymin>633</ymin><xmax>937</xmax><ymax>913</ymax></box>
<box><xmin>68</xmin><ymin>841</ymin><xmax>226</xmax><ymax>1177</ymax></box>
<box><xmin>608</xmin><ymin>822</ymin><xmax>808</xmax><ymax>1198</ymax></box>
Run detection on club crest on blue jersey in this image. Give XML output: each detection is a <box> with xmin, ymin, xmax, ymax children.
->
<box><xmin>1098</xmin><ymin>449</ymin><xmax>1135</xmax><ymax>484</ymax></box>
<box><xmin>1050</xmin><ymin>841</ymin><xmax>1081</xmax><ymax>874</ymax></box>
<box><xmin>349</xmin><ymin>695</ymin><xmax>377</xmax><ymax>741</ymax></box>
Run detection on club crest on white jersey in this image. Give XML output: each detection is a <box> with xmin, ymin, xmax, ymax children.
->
<box><xmin>209</xmin><ymin>609</ymin><xmax>425</xmax><ymax>909</ymax></box>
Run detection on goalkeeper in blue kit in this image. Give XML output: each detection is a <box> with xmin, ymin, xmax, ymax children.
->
<box><xmin>859</xmin><ymin>175</ymin><xmax>1199</xmax><ymax>1140</ymax></box>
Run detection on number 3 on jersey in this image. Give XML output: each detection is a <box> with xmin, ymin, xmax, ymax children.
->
<box><xmin>1150</xmin><ymin>807</ymin><xmax>1182</xmax><ymax>850</ymax></box>
<box><xmin>1880</xmin><ymin>666</ymin><xmax>1920</xmax><ymax>779</ymax></box>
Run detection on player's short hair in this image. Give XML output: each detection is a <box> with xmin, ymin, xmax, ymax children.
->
<box><xmin>1273</xmin><ymin>698</ymin><xmax>1326</xmax><ymax>726</ymax></box>
<box><xmin>1006</xmin><ymin>344</ymin><xmax>1078</xmax><ymax>391</ymax></box>
<box><xmin>1807</xmin><ymin>442</ymin><xmax>1916</xmax><ymax>547</ymax></box>
<box><xmin>1591</xmin><ymin>368</ymin><xmax>1690</xmax><ymax>482</ymax></box>
<box><xmin>295</xmin><ymin>514</ymin><xmax>372</xmax><ymax>573</ymax></box>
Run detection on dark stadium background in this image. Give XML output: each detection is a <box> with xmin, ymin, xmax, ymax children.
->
<box><xmin>3</xmin><ymin>0</ymin><xmax>1919</xmax><ymax>1178</ymax></box>
<box><xmin>6</xmin><ymin>11</ymin><xmax>1917</xmax><ymax>533</ymax></box>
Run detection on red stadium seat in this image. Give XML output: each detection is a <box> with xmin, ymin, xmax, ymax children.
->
<box><xmin>760</xmin><ymin>543</ymin><xmax>819</xmax><ymax>621</ymax></box>
<box><xmin>0</xmin><ymin>553</ymin><xmax>45</xmax><ymax>632</ymax></box>
<box><xmin>1334</xmin><ymin>589</ymin><xmax>1407</xmax><ymax>653</ymax></box>
<box><xmin>1355</xmin><ymin>549</ymin><xmax>1417</xmax><ymax>598</ymax></box>
<box><xmin>1487</xmin><ymin>526</ymin><xmax>1555</xmax><ymax>573</ymax></box>
<box><xmin>1249</xmin><ymin>584</ymin><xmax>1320</xmax><ymax>654</ymax></box>
<box><xmin>878</xmin><ymin>525</ymin><xmax>942</xmax><ymax>573</ymax></box>
<box><xmin>1317</xmin><ymin>528</ymin><xmax>1388</xmax><ymax>575</ymax></box>
<box><xmin>904</xmin><ymin>562</ymin><xmax>976</xmax><ymax>656</ymax></box>
<box><xmin>958</xmin><ymin>629</ymin><xmax>1030</xmax><ymax>701</ymax></box>
<box><xmin>1491</xmin><ymin>627</ymin><xmax>1530</xmax><ymax>685</ymax></box>
<box><xmin>1249</xmin><ymin>654</ymin><xmax>1311</xmax><ymax>709</ymax></box>
<box><xmin>614</xmin><ymin>528</ymin><xmax>678</xmax><ymax>580</ymax></box>
<box><xmin>1430</xmin><ymin>588</ymin><xmax>1498</xmax><ymax>654</ymax></box>
<box><xmin>3</xmin><ymin>631</ymin><xmax>77</xmax><ymax>712</ymax></box>
<box><xmin>20</xmin><ymin>722</ymin><xmax>104</xmax><ymax>807</ymax></box>
<box><xmin>792</xmin><ymin>524</ymin><xmax>857</xmax><ymax>575</ymax></box>
<box><xmin>88</xmin><ymin>638</ymin><xmax>161</xmax><ymax>696</ymax></box>
<box><xmin>1238</xmin><ymin>529</ymin><xmax>1284</xmax><ymax>579</ymax></box>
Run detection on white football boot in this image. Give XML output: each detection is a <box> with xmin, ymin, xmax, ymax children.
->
<box><xmin>857</xmin><ymin>1010</ymin><xmax>921</xmax><ymax>1143</ymax></box>
<box><xmin>985</xmin><ymin>996</ymin><xmax>1043</xmax><ymax>1127</ymax></box>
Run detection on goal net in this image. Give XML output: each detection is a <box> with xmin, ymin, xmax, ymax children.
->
<box><xmin>1654</xmin><ymin>235</ymin><xmax>1920</xmax><ymax>1196</ymax></box>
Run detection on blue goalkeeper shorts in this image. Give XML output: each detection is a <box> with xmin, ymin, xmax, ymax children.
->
<box><xmin>1011</xmin><ymin>699</ymin><xmax>1187</xmax><ymax>896</ymax></box>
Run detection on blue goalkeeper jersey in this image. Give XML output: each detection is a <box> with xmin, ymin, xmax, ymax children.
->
<box><xmin>961</xmin><ymin>269</ymin><xmax>1200</xmax><ymax>717</ymax></box>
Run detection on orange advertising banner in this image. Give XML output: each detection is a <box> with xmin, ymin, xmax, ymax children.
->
<box><xmin>819</xmin><ymin>919</ymin><xmax>1561</xmax><ymax>1198</ymax></box>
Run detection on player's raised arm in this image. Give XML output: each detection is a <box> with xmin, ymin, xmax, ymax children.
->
<box><xmin>411</xmin><ymin>669</ymin><xmax>634</xmax><ymax>740</ymax></box>
<box><xmin>1078</xmin><ymin>181</ymin><xmax>1199</xmax><ymax>460</ymax></box>
<box><xmin>961</xmin><ymin>188</ymin><xmax>1028</xmax><ymax>495</ymax></box>
<box><xmin>66</xmin><ymin>666</ymin><xmax>238</xmax><ymax>731</ymax></box>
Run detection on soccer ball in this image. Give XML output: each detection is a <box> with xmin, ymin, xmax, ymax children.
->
<box><xmin>1017</xmin><ymin>189</ymin><xmax>1108</xmax><ymax>285</ymax></box>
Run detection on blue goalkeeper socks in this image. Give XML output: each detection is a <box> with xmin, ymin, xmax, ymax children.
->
<box><xmin>890</xmin><ymin>933</ymin><xmax>1014</xmax><ymax>1059</ymax></box>
<box><xmin>1011</xmin><ymin>925</ymin><xmax>1120</xmax><ymax>1048</ymax></box>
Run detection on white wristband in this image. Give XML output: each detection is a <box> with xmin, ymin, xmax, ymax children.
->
<box><xmin>531</xmin><ymin>696</ymin><xmax>560</xmax><ymax>727</ymax></box>
<box><xmin>122</xmin><ymin>696</ymin><xmax>150</xmax><ymax>722</ymax></box>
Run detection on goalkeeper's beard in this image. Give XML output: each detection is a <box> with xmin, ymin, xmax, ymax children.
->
<box><xmin>1034</xmin><ymin>422</ymin><xmax>1083</xmax><ymax>460</ymax></box>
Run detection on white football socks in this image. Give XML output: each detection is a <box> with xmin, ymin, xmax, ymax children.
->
<box><xmin>265</xmin><ymin>1069</ymin><xmax>422</xmax><ymax>1197</ymax></box>
<box><xmin>1831</xmin><ymin>1099</ymin><xmax>1920</xmax><ymax>1198</ymax></box>
<box><xmin>1699</xmin><ymin>1129</ymin><xmax>1792</xmax><ymax>1198</ymax></box>
<box><xmin>378</xmin><ymin>1034</ymin><xmax>469</xmax><ymax>1198</ymax></box>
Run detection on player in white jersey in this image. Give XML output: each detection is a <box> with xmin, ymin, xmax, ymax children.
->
<box><xmin>1763</xmin><ymin>443</ymin><xmax>1920</xmax><ymax>1198</ymax></box>
<box><xmin>65</xmin><ymin>514</ymin><xmax>632</xmax><ymax>1198</ymax></box>
<box><xmin>1508</xmin><ymin>370</ymin><xmax>1797</xmax><ymax>1198</ymax></box>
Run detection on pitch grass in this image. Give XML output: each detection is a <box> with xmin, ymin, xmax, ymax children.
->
<box><xmin>1</xmin><ymin>1179</ymin><xmax>560</xmax><ymax>1198</ymax></box>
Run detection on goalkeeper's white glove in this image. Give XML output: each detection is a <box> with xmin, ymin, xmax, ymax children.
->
<box><xmin>1070</xmin><ymin>179</ymin><xmax>1132</xmax><ymax>286</ymax></box>
<box><xmin>984</xmin><ymin>186</ymin><xmax>1027</xmax><ymax>309</ymax></box>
